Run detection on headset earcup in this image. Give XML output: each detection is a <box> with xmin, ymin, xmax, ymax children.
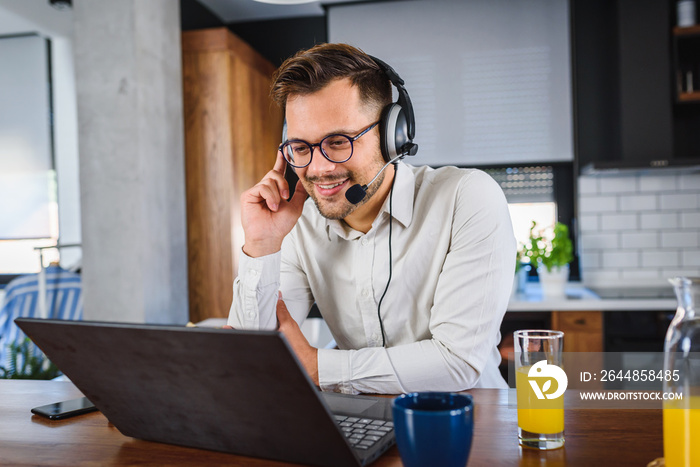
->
<box><xmin>379</xmin><ymin>103</ymin><xmax>409</xmax><ymax>162</ymax></box>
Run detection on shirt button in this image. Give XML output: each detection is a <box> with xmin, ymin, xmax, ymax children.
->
<box><xmin>362</xmin><ymin>289</ymin><xmax>370</xmax><ymax>298</ymax></box>
<box><xmin>361</xmin><ymin>238</ymin><xmax>369</xmax><ymax>246</ymax></box>
<box><xmin>249</xmin><ymin>270</ymin><xmax>258</xmax><ymax>277</ymax></box>
<box><xmin>247</xmin><ymin>311</ymin><xmax>256</xmax><ymax>319</ymax></box>
<box><xmin>371</xmin><ymin>333</ymin><xmax>378</xmax><ymax>341</ymax></box>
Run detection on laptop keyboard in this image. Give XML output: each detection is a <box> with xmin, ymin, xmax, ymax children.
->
<box><xmin>334</xmin><ymin>415</ymin><xmax>394</xmax><ymax>450</ymax></box>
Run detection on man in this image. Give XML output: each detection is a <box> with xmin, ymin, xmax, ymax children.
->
<box><xmin>228</xmin><ymin>43</ymin><xmax>515</xmax><ymax>394</ymax></box>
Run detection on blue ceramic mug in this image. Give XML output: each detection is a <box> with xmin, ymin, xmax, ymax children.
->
<box><xmin>391</xmin><ymin>392</ymin><xmax>474</xmax><ymax>467</ymax></box>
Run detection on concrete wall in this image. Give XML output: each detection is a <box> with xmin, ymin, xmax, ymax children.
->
<box><xmin>73</xmin><ymin>0</ymin><xmax>188</xmax><ymax>323</ymax></box>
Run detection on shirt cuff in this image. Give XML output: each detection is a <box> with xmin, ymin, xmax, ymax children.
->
<box><xmin>238</xmin><ymin>249</ymin><xmax>281</xmax><ymax>290</ymax></box>
<box><xmin>237</xmin><ymin>249</ymin><xmax>281</xmax><ymax>329</ymax></box>
<box><xmin>317</xmin><ymin>348</ymin><xmax>355</xmax><ymax>394</ymax></box>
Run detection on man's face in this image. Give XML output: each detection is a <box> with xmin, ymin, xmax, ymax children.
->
<box><xmin>284</xmin><ymin>78</ymin><xmax>386</xmax><ymax>220</ymax></box>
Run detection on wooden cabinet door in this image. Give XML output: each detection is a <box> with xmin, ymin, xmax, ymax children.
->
<box><xmin>551</xmin><ymin>311</ymin><xmax>603</xmax><ymax>352</ymax></box>
<box><xmin>182</xmin><ymin>28</ymin><xmax>283</xmax><ymax>323</ymax></box>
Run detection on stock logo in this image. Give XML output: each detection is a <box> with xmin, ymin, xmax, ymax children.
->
<box><xmin>528</xmin><ymin>360</ymin><xmax>568</xmax><ymax>400</ymax></box>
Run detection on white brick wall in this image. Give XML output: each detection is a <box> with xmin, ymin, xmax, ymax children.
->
<box><xmin>578</xmin><ymin>172</ymin><xmax>700</xmax><ymax>287</ymax></box>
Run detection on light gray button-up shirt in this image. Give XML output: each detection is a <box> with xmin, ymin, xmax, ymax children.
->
<box><xmin>228</xmin><ymin>163</ymin><xmax>516</xmax><ymax>394</ymax></box>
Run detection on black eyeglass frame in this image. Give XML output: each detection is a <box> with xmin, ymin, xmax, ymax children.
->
<box><xmin>279</xmin><ymin>121</ymin><xmax>380</xmax><ymax>169</ymax></box>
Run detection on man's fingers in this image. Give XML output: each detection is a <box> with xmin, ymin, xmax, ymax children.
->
<box><xmin>276</xmin><ymin>295</ymin><xmax>290</xmax><ymax>321</ymax></box>
<box><xmin>256</xmin><ymin>180</ymin><xmax>282</xmax><ymax>211</ymax></box>
<box><xmin>262</xmin><ymin>167</ymin><xmax>290</xmax><ymax>201</ymax></box>
<box><xmin>272</xmin><ymin>150</ymin><xmax>287</xmax><ymax>175</ymax></box>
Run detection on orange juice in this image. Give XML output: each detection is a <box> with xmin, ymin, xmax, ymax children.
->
<box><xmin>663</xmin><ymin>396</ymin><xmax>700</xmax><ymax>467</ymax></box>
<box><xmin>516</xmin><ymin>366</ymin><xmax>564</xmax><ymax>434</ymax></box>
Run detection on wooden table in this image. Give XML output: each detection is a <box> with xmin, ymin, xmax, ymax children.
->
<box><xmin>0</xmin><ymin>380</ymin><xmax>664</xmax><ymax>466</ymax></box>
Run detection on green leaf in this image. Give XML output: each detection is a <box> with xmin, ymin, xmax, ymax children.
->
<box><xmin>521</xmin><ymin>221</ymin><xmax>573</xmax><ymax>273</ymax></box>
<box><xmin>0</xmin><ymin>338</ymin><xmax>60</xmax><ymax>380</ymax></box>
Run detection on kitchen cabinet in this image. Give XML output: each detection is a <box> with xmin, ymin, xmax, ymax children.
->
<box><xmin>551</xmin><ymin>311</ymin><xmax>603</xmax><ymax>352</ymax></box>
<box><xmin>671</xmin><ymin>24</ymin><xmax>700</xmax><ymax>159</ymax></box>
<box><xmin>673</xmin><ymin>25</ymin><xmax>700</xmax><ymax>102</ymax></box>
<box><xmin>500</xmin><ymin>310</ymin><xmax>603</xmax><ymax>354</ymax></box>
<box><xmin>573</xmin><ymin>0</ymin><xmax>700</xmax><ymax>171</ymax></box>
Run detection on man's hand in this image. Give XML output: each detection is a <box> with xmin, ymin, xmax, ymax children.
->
<box><xmin>241</xmin><ymin>152</ymin><xmax>308</xmax><ymax>258</ymax></box>
<box><xmin>276</xmin><ymin>293</ymin><xmax>319</xmax><ymax>386</ymax></box>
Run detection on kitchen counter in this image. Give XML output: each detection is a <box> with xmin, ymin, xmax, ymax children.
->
<box><xmin>508</xmin><ymin>283</ymin><xmax>677</xmax><ymax>312</ymax></box>
<box><xmin>505</xmin><ymin>282</ymin><xmax>676</xmax><ymax>352</ymax></box>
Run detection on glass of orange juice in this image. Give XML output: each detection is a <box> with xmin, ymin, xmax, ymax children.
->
<box><xmin>514</xmin><ymin>330</ymin><xmax>566</xmax><ymax>450</ymax></box>
<box><xmin>663</xmin><ymin>393</ymin><xmax>699</xmax><ymax>467</ymax></box>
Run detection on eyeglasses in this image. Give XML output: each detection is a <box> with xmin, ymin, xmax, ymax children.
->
<box><xmin>279</xmin><ymin>121</ymin><xmax>380</xmax><ymax>169</ymax></box>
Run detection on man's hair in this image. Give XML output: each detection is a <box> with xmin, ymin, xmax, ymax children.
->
<box><xmin>270</xmin><ymin>43</ymin><xmax>392</xmax><ymax>116</ymax></box>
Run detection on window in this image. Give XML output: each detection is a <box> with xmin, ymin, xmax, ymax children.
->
<box><xmin>0</xmin><ymin>35</ymin><xmax>58</xmax><ymax>277</ymax></box>
<box><xmin>485</xmin><ymin>166</ymin><xmax>556</xmax><ymax>246</ymax></box>
<box><xmin>483</xmin><ymin>164</ymin><xmax>579</xmax><ymax>280</ymax></box>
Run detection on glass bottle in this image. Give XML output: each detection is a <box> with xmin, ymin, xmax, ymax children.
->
<box><xmin>663</xmin><ymin>277</ymin><xmax>700</xmax><ymax>467</ymax></box>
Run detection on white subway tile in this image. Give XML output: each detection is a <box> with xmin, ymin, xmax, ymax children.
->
<box><xmin>660</xmin><ymin>193</ymin><xmax>698</xmax><ymax>211</ymax></box>
<box><xmin>619</xmin><ymin>194</ymin><xmax>657</xmax><ymax>212</ymax></box>
<box><xmin>642</xmin><ymin>250</ymin><xmax>681</xmax><ymax>268</ymax></box>
<box><xmin>681</xmin><ymin>212</ymin><xmax>700</xmax><ymax>229</ymax></box>
<box><xmin>661</xmin><ymin>268</ymin><xmax>700</xmax><ymax>278</ymax></box>
<box><xmin>682</xmin><ymin>250</ymin><xmax>700</xmax><ymax>267</ymax></box>
<box><xmin>601</xmin><ymin>251</ymin><xmax>639</xmax><ymax>269</ymax></box>
<box><xmin>640</xmin><ymin>212</ymin><xmax>679</xmax><ymax>230</ymax></box>
<box><xmin>579</xmin><ymin>195</ymin><xmax>618</xmax><ymax>213</ymax></box>
<box><xmin>582</xmin><ymin>270</ymin><xmax>621</xmax><ymax>287</ymax></box>
<box><xmin>579</xmin><ymin>214</ymin><xmax>600</xmax><ymax>232</ymax></box>
<box><xmin>678</xmin><ymin>173</ymin><xmax>700</xmax><ymax>191</ymax></box>
<box><xmin>661</xmin><ymin>231</ymin><xmax>699</xmax><ymax>248</ymax></box>
<box><xmin>600</xmin><ymin>213</ymin><xmax>638</xmax><ymax>231</ymax></box>
<box><xmin>579</xmin><ymin>252</ymin><xmax>600</xmax><ymax>269</ymax></box>
<box><xmin>621</xmin><ymin>232</ymin><xmax>659</xmax><ymax>249</ymax></box>
<box><xmin>580</xmin><ymin>232</ymin><xmax>620</xmax><ymax>251</ymax></box>
<box><xmin>578</xmin><ymin>176</ymin><xmax>599</xmax><ymax>195</ymax></box>
<box><xmin>599</xmin><ymin>176</ymin><xmax>638</xmax><ymax>194</ymax></box>
<box><xmin>638</xmin><ymin>174</ymin><xmax>679</xmax><ymax>193</ymax></box>
<box><xmin>621</xmin><ymin>269</ymin><xmax>662</xmax><ymax>280</ymax></box>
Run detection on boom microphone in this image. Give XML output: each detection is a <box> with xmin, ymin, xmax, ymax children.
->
<box><xmin>345</xmin><ymin>153</ymin><xmax>408</xmax><ymax>204</ymax></box>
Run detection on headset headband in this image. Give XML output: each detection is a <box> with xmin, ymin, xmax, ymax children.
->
<box><xmin>368</xmin><ymin>55</ymin><xmax>416</xmax><ymax>141</ymax></box>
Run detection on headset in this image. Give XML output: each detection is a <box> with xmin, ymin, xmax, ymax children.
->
<box><xmin>343</xmin><ymin>56</ymin><xmax>419</xmax><ymax>204</ymax></box>
<box><xmin>368</xmin><ymin>55</ymin><xmax>418</xmax><ymax>162</ymax></box>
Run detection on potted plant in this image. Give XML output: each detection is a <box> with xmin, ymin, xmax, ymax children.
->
<box><xmin>522</xmin><ymin>221</ymin><xmax>573</xmax><ymax>298</ymax></box>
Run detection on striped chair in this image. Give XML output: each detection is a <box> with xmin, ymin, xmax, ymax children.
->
<box><xmin>0</xmin><ymin>265</ymin><xmax>83</xmax><ymax>371</ymax></box>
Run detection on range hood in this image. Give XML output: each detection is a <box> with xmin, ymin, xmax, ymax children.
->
<box><xmin>581</xmin><ymin>158</ymin><xmax>700</xmax><ymax>176</ymax></box>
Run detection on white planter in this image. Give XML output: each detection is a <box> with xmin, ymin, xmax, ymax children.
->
<box><xmin>538</xmin><ymin>264</ymin><xmax>569</xmax><ymax>299</ymax></box>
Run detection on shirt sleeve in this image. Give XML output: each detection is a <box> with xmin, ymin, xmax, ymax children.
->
<box><xmin>228</xmin><ymin>232</ymin><xmax>315</xmax><ymax>330</ymax></box>
<box><xmin>227</xmin><ymin>250</ymin><xmax>281</xmax><ymax>330</ymax></box>
<box><xmin>317</xmin><ymin>171</ymin><xmax>516</xmax><ymax>394</ymax></box>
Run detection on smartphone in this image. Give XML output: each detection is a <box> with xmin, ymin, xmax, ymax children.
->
<box><xmin>31</xmin><ymin>396</ymin><xmax>97</xmax><ymax>420</ymax></box>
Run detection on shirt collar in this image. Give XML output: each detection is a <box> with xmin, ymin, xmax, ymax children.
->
<box><xmin>385</xmin><ymin>161</ymin><xmax>415</xmax><ymax>229</ymax></box>
<box><xmin>324</xmin><ymin>161</ymin><xmax>415</xmax><ymax>240</ymax></box>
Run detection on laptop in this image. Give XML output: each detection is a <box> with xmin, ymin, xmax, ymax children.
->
<box><xmin>16</xmin><ymin>318</ymin><xmax>395</xmax><ymax>467</ymax></box>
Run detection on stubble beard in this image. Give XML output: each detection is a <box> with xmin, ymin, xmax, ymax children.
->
<box><xmin>303</xmin><ymin>156</ymin><xmax>386</xmax><ymax>220</ymax></box>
